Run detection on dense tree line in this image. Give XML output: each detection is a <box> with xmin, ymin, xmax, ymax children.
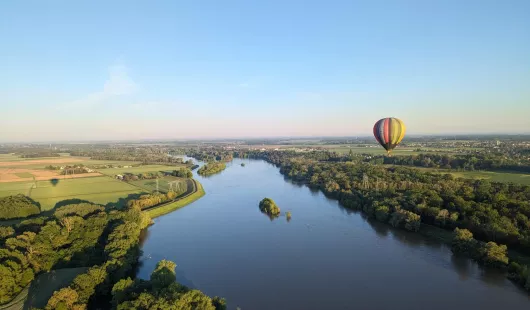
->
<box><xmin>110</xmin><ymin>260</ymin><xmax>226</xmax><ymax>309</ymax></box>
<box><xmin>172</xmin><ymin>168</ymin><xmax>193</xmax><ymax>178</ymax></box>
<box><xmin>127</xmin><ymin>192</ymin><xmax>180</xmax><ymax>210</ymax></box>
<box><xmin>0</xmin><ymin>202</ymin><xmax>118</xmax><ymax>303</ymax></box>
<box><xmin>451</xmin><ymin>228</ymin><xmax>530</xmax><ymax>289</ymax></box>
<box><xmin>120</xmin><ymin>172</ymin><xmax>164</xmax><ymax>182</ymax></box>
<box><xmin>19</xmin><ymin>152</ymin><xmax>60</xmax><ymax>158</ymax></box>
<box><xmin>271</xmin><ymin>154</ymin><xmax>530</xmax><ymax>251</ymax></box>
<box><xmin>45</xmin><ymin>165</ymin><xmax>61</xmax><ymax>170</ymax></box>
<box><xmin>187</xmin><ymin>149</ymin><xmax>233</xmax><ymax>163</ymax></box>
<box><xmin>1</xmin><ymin>194</ymin><xmax>223</xmax><ymax>308</ymax></box>
<box><xmin>0</xmin><ymin>195</ymin><xmax>40</xmax><ymax>220</ymax></box>
<box><xmin>197</xmin><ymin>162</ymin><xmax>227</xmax><ymax>176</ymax></box>
<box><xmin>452</xmin><ymin>228</ymin><xmax>509</xmax><ymax>268</ymax></box>
<box><xmin>369</xmin><ymin>153</ymin><xmax>530</xmax><ymax>173</ymax></box>
<box><xmin>60</xmin><ymin>167</ymin><xmax>90</xmax><ymax>175</ymax></box>
<box><xmin>69</xmin><ymin>146</ymin><xmax>193</xmax><ymax>166</ymax></box>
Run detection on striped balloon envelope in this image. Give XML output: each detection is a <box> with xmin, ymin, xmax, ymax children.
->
<box><xmin>373</xmin><ymin>117</ymin><xmax>406</xmax><ymax>155</ymax></box>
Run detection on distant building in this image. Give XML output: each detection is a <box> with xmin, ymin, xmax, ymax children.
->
<box><xmin>116</xmin><ymin>174</ymin><xmax>123</xmax><ymax>180</ymax></box>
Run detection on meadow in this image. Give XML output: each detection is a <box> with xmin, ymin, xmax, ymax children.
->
<box><xmin>0</xmin><ymin>153</ymin><xmax>193</xmax><ymax>212</ymax></box>
<box><xmin>129</xmin><ymin>176</ymin><xmax>187</xmax><ymax>193</ymax></box>
<box><xmin>0</xmin><ymin>176</ymin><xmax>143</xmax><ymax>211</ymax></box>
<box><xmin>97</xmin><ymin>164</ymin><xmax>185</xmax><ymax>176</ymax></box>
<box><xmin>448</xmin><ymin>170</ymin><xmax>530</xmax><ymax>185</ymax></box>
<box><xmin>409</xmin><ymin>167</ymin><xmax>530</xmax><ymax>185</ymax></box>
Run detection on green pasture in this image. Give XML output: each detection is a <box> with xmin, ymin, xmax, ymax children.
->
<box><xmin>0</xmin><ymin>154</ymin><xmax>25</xmax><ymax>162</ymax></box>
<box><xmin>0</xmin><ymin>154</ymin><xmax>66</xmax><ymax>163</ymax></box>
<box><xmin>450</xmin><ymin>170</ymin><xmax>530</xmax><ymax>185</ymax></box>
<box><xmin>0</xmin><ymin>176</ymin><xmax>143</xmax><ymax>210</ymax></box>
<box><xmin>0</xmin><ymin>181</ymin><xmax>37</xmax><ymax>197</ymax></box>
<box><xmin>14</xmin><ymin>172</ymin><xmax>33</xmax><ymax>178</ymax></box>
<box><xmin>129</xmin><ymin>176</ymin><xmax>187</xmax><ymax>193</ymax></box>
<box><xmin>97</xmin><ymin>164</ymin><xmax>185</xmax><ymax>176</ymax></box>
<box><xmin>0</xmin><ymin>156</ymin><xmax>142</xmax><ymax>170</ymax></box>
<box><xmin>409</xmin><ymin>166</ymin><xmax>530</xmax><ymax>185</ymax></box>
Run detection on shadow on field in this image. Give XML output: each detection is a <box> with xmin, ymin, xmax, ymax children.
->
<box><xmin>106</xmin><ymin>192</ymin><xmax>149</xmax><ymax>209</ymax></box>
<box><xmin>54</xmin><ymin>198</ymin><xmax>93</xmax><ymax>209</ymax></box>
<box><xmin>23</xmin><ymin>267</ymin><xmax>88</xmax><ymax>310</ymax></box>
<box><xmin>50</xmin><ymin>178</ymin><xmax>59</xmax><ymax>187</ymax></box>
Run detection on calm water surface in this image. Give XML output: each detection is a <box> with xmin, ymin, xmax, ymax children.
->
<box><xmin>137</xmin><ymin>158</ymin><xmax>529</xmax><ymax>310</ymax></box>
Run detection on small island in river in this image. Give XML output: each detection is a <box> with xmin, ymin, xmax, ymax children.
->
<box><xmin>197</xmin><ymin>162</ymin><xmax>227</xmax><ymax>176</ymax></box>
<box><xmin>259</xmin><ymin>198</ymin><xmax>281</xmax><ymax>218</ymax></box>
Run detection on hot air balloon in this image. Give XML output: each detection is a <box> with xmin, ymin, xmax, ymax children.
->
<box><xmin>373</xmin><ymin>117</ymin><xmax>406</xmax><ymax>155</ymax></box>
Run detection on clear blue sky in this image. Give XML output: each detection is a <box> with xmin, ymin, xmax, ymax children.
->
<box><xmin>1</xmin><ymin>0</ymin><xmax>529</xmax><ymax>142</ymax></box>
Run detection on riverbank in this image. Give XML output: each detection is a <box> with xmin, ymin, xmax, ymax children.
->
<box><xmin>145</xmin><ymin>179</ymin><xmax>205</xmax><ymax>218</ymax></box>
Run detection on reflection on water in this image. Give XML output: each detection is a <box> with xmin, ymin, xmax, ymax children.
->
<box><xmin>366</xmin><ymin>218</ymin><xmax>390</xmax><ymax>238</ymax></box>
<box><xmin>451</xmin><ymin>254</ymin><xmax>472</xmax><ymax>281</ymax></box>
<box><xmin>138</xmin><ymin>158</ymin><xmax>529</xmax><ymax>310</ymax></box>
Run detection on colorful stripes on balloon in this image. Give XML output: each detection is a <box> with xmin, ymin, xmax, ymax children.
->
<box><xmin>373</xmin><ymin>117</ymin><xmax>406</xmax><ymax>153</ymax></box>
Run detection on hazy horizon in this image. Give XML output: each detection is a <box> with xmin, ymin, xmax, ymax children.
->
<box><xmin>2</xmin><ymin>132</ymin><xmax>530</xmax><ymax>145</ymax></box>
<box><xmin>1</xmin><ymin>0</ymin><xmax>529</xmax><ymax>142</ymax></box>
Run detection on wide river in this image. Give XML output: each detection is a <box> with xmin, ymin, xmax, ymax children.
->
<box><xmin>137</xmin><ymin>158</ymin><xmax>529</xmax><ymax>310</ymax></box>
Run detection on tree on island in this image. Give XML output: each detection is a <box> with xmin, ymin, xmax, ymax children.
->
<box><xmin>259</xmin><ymin>198</ymin><xmax>280</xmax><ymax>219</ymax></box>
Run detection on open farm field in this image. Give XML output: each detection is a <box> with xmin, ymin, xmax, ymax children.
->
<box><xmin>0</xmin><ymin>168</ymin><xmax>59</xmax><ymax>183</ymax></box>
<box><xmin>0</xmin><ymin>154</ymin><xmax>141</xmax><ymax>169</ymax></box>
<box><xmin>129</xmin><ymin>176</ymin><xmax>187</xmax><ymax>193</ymax></box>
<box><xmin>98</xmin><ymin>164</ymin><xmax>185</xmax><ymax>176</ymax></box>
<box><xmin>0</xmin><ymin>157</ymin><xmax>85</xmax><ymax>167</ymax></box>
<box><xmin>0</xmin><ymin>176</ymin><xmax>144</xmax><ymax>210</ymax></box>
<box><xmin>450</xmin><ymin>170</ymin><xmax>530</xmax><ymax>185</ymax></box>
<box><xmin>75</xmin><ymin>159</ymin><xmax>142</xmax><ymax>167</ymax></box>
<box><xmin>407</xmin><ymin>166</ymin><xmax>530</xmax><ymax>185</ymax></box>
<box><xmin>0</xmin><ymin>168</ymin><xmax>101</xmax><ymax>183</ymax></box>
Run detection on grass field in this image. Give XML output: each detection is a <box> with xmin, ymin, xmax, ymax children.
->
<box><xmin>0</xmin><ymin>154</ymin><xmax>143</xmax><ymax>170</ymax></box>
<box><xmin>0</xmin><ymin>176</ymin><xmax>144</xmax><ymax>210</ymax></box>
<box><xmin>408</xmin><ymin>166</ymin><xmax>530</xmax><ymax>185</ymax></box>
<box><xmin>449</xmin><ymin>170</ymin><xmax>530</xmax><ymax>185</ymax></box>
<box><xmin>98</xmin><ymin>164</ymin><xmax>185</xmax><ymax>176</ymax></box>
<box><xmin>14</xmin><ymin>172</ymin><xmax>33</xmax><ymax>178</ymax></box>
<box><xmin>0</xmin><ymin>154</ymin><xmax>64</xmax><ymax>162</ymax></box>
<box><xmin>129</xmin><ymin>176</ymin><xmax>187</xmax><ymax>193</ymax></box>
